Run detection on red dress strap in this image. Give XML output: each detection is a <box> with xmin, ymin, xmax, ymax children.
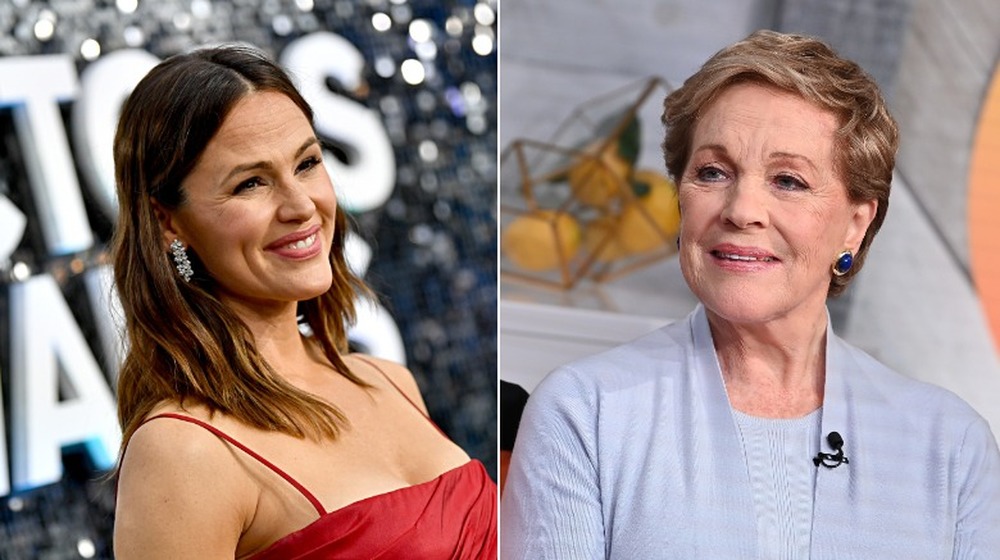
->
<box><xmin>352</xmin><ymin>355</ymin><xmax>447</xmax><ymax>437</ymax></box>
<box><xmin>142</xmin><ymin>413</ymin><xmax>326</xmax><ymax>516</ymax></box>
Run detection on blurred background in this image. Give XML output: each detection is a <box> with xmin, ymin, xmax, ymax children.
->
<box><xmin>0</xmin><ymin>0</ymin><xmax>496</xmax><ymax>557</ymax></box>
<box><xmin>499</xmin><ymin>0</ymin><xmax>1000</xmax><ymax>451</ymax></box>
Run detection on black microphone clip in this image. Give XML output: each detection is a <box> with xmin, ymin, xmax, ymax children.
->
<box><xmin>813</xmin><ymin>431</ymin><xmax>850</xmax><ymax>469</ymax></box>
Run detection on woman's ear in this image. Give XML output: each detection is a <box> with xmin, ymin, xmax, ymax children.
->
<box><xmin>846</xmin><ymin>199</ymin><xmax>877</xmax><ymax>252</ymax></box>
<box><xmin>150</xmin><ymin>198</ymin><xmax>183</xmax><ymax>251</ymax></box>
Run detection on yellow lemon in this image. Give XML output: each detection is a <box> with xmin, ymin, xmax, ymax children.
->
<box><xmin>582</xmin><ymin>215</ymin><xmax>627</xmax><ymax>263</ymax></box>
<box><xmin>567</xmin><ymin>141</ymin><xmax>631</xmax><ymax>208</ymax></box>
<box><xmin>618</xmin><ymin>169</ymin><xmax>681</xmax><ymax>254</ymax></box>
<box><xmin>502</xmin><ymin>210</ymin><xmax>582</xmax><ymax>272</ymax></box>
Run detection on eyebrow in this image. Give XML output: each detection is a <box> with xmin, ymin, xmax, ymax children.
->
<box><xmin>768</xmin><ymin>151</ymin><xmax>818</xmax><ymax>172</ymax></box>
<box><xmin>221</xmin><ymin>137</ymin><xmax>320</xmax><ymax>185</ymax></box>
<box><xmin>691</xmin><ymin>145</ymin><xmax>818</xmax><ymax>172</ymax></box>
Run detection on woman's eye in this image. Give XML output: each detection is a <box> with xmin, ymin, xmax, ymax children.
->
<box><xmin>297</xmin><ymin>155</ymin><xmax>321</xmax><ymax>173</ymax></box>
<box><xmin>234</xmin><ymin>177</ymin><xmax>263</xmax><ymax>194</ymax></box>
<box><xmin>774</xmin><ymin>174</ymin><xmax>807</xmax><ymax>191</ymax></box>
<box><xmin>696</xmin><ymin>165</ymin><xmax>727</xmax><ymax>182</ymax></box>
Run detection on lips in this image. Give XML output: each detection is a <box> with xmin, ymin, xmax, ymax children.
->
<box><xmin>709</xmin><ymin>243</ymin><xmax>778</xmax><ymax>263</ymax></box>
<box><xmin>282</xmin><ymin>233</ymin><xmax>317</xmax><ymax>250</ymax></box>
<box><xmin>712</xmin><ymin>251</ymin><xmax>776</xmax><ymax>262</ymax></box>
<box><xmin>265</xmin><ymin>224</ymin><xmax>323</xmax><ymax>259</ymax></box>
<box><xmin>266</xmin><ymin>224</ymin><xmax>322</xmax><ymax>251</ymax></box>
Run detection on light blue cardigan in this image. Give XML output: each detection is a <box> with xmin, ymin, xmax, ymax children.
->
<box><xmin>501</xmin><ymin>305</ymin><xmax>1000</xmax><ymax>559</ymax></box>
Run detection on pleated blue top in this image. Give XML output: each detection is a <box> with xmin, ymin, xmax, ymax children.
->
<box><xmin>501</xmin><ymin>305</ymin><xmax>1000</xmax><ymax>559</ymax></box>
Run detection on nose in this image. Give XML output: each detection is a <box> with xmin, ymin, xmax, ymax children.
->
<box><xmin>720</xmin><ymin>179</ymin><xmax>768</xmax><ymax>229</ymax></box>
<box><xmin>276</xmin><ymin>180</ymin><xmax>317</xmax><ymax>223</ymax></box>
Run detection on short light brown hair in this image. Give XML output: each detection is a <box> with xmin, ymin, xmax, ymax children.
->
<box><xmin>662</xmin><ymin>30</ymin><xmax>898</xmax><ymax>296</ymax></box>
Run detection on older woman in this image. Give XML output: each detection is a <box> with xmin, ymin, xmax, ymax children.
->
<box><xmin>501</xmin><ymin>30</ymin><xmax>1000</xmax><ymax>559</ymax></box>
<box><xmin>111</xmin><ymin>45</ymin><xmax>496</xmax><ymax>559</ymax></box>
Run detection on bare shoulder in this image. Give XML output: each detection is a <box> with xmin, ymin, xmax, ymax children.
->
<box><xmin>347</xmin><ymin>353</ymin><xmax>429</xmax><ymax>414</ymax></box>
<box><xmin>114</xmin><ymin>412</ymin><xmax>256</xmax><ymax>559</ymax></box>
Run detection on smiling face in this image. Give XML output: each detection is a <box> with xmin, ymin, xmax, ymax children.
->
<box><xmin>677</xmin><ymin>82</ymin><xmax>876</xmax><ymax>326</ymax></box>
<box><xmin>156</xmin><ymin>90</ymin><xmax>337</xmax><ymax>315</ymax></box>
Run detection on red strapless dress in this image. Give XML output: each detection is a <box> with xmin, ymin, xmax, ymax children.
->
<box><xmin>145</xmin><ymin>413</ymin><xmax>497</xmax><ymax>559</ymax></box>
<box><xmin>133</xmin><ymin>355</ymin><xmax>497</xmax><ymax>558</ymax></box>
<box><xmin>249</xmin><ymin>458</ymin><xmax>496</xmax><ymax>559</ymax></box>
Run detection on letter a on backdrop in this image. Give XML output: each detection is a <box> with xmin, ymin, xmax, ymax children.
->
<box><xmin>8</xmin><ymin>275</ymin><xmax>120</xmax><ymax>492</ymax></box>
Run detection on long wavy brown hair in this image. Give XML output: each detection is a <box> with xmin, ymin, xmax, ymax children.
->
<box><xmin>111</xmin><ymin>44</ymin><xmax>370</xmax><ymax>455</ymax></box>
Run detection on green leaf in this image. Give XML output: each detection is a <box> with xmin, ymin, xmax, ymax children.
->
<box><xmin>616</xmin><ymin>114</ymin><xmax>640</xmax><ymax>166</ymax></box>
<box><xmin>630</xmin><ymin>175</ymin><xmax>652</xmax><ymax>198</ymax></box>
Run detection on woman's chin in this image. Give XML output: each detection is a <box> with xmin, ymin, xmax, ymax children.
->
<box><xmin>297</xmin><ymin>278</ymin><xmax>335</xmax><ymax>301</ymax></box>
<box><xmin>701</xmin><ymin>298</ymin><xmax>780</xmax><ymax>327</ymax></box>
<box><xmin>695</xmin><ymin>285</ymin><xmax>830</xmax><ymax>329</ymax></box>
<box><xmin>688</xmin><ymin>277</ymin><xmax>771</xmax><ymax>321</ymax></box>
<box><xmin>268</xmin><ymin>273</ymin><xmax>334</xmax><ymax>304</ymax></box>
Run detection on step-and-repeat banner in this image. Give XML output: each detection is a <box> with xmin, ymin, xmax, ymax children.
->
<box><xmin>0</xmin><ymin>1</ymin><xmax>497</xmax><ymax>556</ymax></box>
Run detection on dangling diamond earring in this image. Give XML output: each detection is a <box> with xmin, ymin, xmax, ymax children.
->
<box><xmin>831</xmin><ymin>250</ymin><xmax>853</xmax><ymax>277</ymax></box>
<box><xmin>170</xmin><ymin>239</ymin><xmax>193</xmax><ymax>282</ymax></box>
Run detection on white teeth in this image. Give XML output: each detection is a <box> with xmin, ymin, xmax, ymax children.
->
<box><xmin>285</xmin><ymin>233</ymin><xmax>316</xmax><ymax>250</ymax></box>
<box><xmin>718</xmin><ymin>252</ymin><xmax>774</xmax><ymax>262</ymax></box>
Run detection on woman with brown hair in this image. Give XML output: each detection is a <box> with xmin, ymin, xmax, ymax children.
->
<box><xmin>501</xmin><ymin>30</ymin><xmax>1000</xmax><ymax>558</ymax></box>
<box><xmin>111</xmin><ymin>44</ymin><xmax>496</xmax><ymax>559</ymax></box>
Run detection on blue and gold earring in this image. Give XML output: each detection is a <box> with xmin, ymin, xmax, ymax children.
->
<box><xmin>831</xmin><ymin>250</ymin><xmax>853</xmax><ymax>277</ymax></box>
